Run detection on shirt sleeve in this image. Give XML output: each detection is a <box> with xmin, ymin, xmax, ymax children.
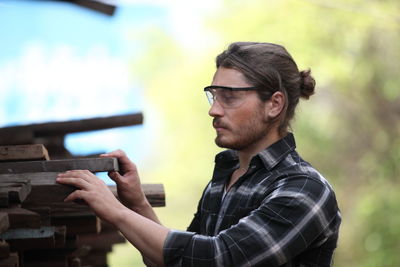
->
<box><xmin>186</xmin><ymin>181</ymin><xmax>212</xmax><ymax>233</ymax></box>
<box><xmin>163</xmin><ymin>177</ymin><xmax>340</xmax><ymax>267</ymax></box>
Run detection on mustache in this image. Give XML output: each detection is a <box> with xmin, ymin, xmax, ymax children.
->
<box><xmin>213</xmin><ymin>118</ymin><xmax>229</xmax><ymax>129</ymax></box>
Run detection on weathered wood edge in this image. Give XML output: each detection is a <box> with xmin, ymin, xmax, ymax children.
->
<box><xmin>0</xmin><ymin>157</ymin><xmax>119</xmax><ymax>174</ymax></box>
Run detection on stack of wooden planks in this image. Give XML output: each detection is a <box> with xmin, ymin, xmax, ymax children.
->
<box><xmin>0</xmin><ymin>113</ymin><xmax>143</xmax><ymax>159</ymax></box>
<box><xmin>0</xmin><ymin>144</ymin><xmax>165</xmax><ymax>267</ymax></box>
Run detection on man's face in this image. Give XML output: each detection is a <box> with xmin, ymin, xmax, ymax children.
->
<box><xmin>208</xmin><ymin>67</ymin><xmax>271</xmax><ymax>151</ymax></box>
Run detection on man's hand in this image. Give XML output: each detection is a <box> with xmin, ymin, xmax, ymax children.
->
<box><xmin>101</xmin><ymin>150</ymin><xmax>151</xmax><ymax>214</ymax></box>
<box><xmin>56</xmin><ymin>169</ymin><xmax>167</xmax><ymax>266</ymax></box>
<box><xmin>56</xmin><ymin>170</ymin><xmax>126</xmax><ymax>225</ymax></box>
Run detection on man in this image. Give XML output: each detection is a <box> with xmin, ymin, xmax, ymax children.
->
<box><xmin>57</xmin><ymin>42</ymin><xmax>341</xmax><ymax>267</ymax></box>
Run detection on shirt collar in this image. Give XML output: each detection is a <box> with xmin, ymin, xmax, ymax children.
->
<box><xmin>214</xmin><ymin>133</ymin><xmax>296</xmax><ymax>171</ymax></box>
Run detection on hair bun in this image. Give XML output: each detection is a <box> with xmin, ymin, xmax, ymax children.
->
<box><xmin>299</xmin><ymin>69</ymin><xmax>316</xmax><ymax>99</ymax></box>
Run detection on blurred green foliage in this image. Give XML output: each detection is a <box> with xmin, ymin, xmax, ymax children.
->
<box><xmin>109</xmin><ymin>0</ymin><xmax>400</xmax><ymax>266</ymax></box>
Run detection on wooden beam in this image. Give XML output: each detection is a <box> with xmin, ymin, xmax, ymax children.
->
<box><xmin>0</xmin><ymin>252</ymin><xmax>18</xmax><ymax>267</ymax></box>
<box><xmin>142</xmin><ymin>184</ymin><xmax>166</xmax><ymax>207</ymax></box>
<box><xmin>0</xmin><ymin>212</ymin><xmax>10</xmax><ymax>234</ymax></box>
<box><xmin>109</xmin><ymin>184</ymin><xmax>166</xmax><ymax>207</ymax></box>
<box><xmin>68</xmin><ymin>257</ymin><xmax>81</xmax><ymax>267</ymax></box>
<box><xmin>0</xmin><ymin>144</ymin><xmax>50</xmax><ymax>162</ymax></box>
<box><xmin>0</xmin><ymin>226</ymin><xmax>65</xmax><ymax>250</ymax></box>
<box><xmin>0</xmin><ymin>113</ymin><xmax>143</xmax><ymax>145</ymax></box>
<box><xmin>0</xmin><ymin>226</ymin><xmax>55</xmax><ymax>239</ymax></box>
<box><xmin>0</xmin><ymin>157</ymin><xmax>119</xmax><ymax>174</ymax></box>
<box><xmin>23</xmin><ymin>248</ymin><xmax>78</xmax><ymax>267</ymax></box>
<box><xmin>24</xmin><ymin>206</ymin><xmax>51</xmax><ymax>226</ymax></box>
<box><xmin>0</xmin><ymin>240</ymin><xmax>10</xmax><ymax>259</ymax></box>
<box><xmin>52</xmin><ymin>214</ymin><xmax>101</xmax><ymax>236</ymax></box>
<box><xmin>77</xmin><ymin>231</ymin><xmax>125</xmax><ymax>251</ymax></box>
<box><xmin>70</xmin><ymin>0</ymin><xmax>116</xmax><ymax>16</ymax></box>
<box><xmin>1</xmin><ymin>173</ymin><xmax>75</xmax><ymax>204</ymax></box>
<box><xmin>1</xmin><ymin>172</ymin><xmax>165</xmax><ymax>207</ymax></box>
<box><xmin>0</xmin><ymin>192</ymin><xmax>8</xmax><ymax>208</ymax></box>
<box><xmin>81</xmin><ymin>251</ymin><xmax>107</xmax><ymax>267</ymax></box>
<box><xmin>0</xmin><ymin>207</ymin><xmax>41</xmax><ymax>229</ymax></box>
<box><xmin>54</xmin><ymin>0</ymin><xmax>116</xmax><ymax>16</ymax></box>
<box><xmin>0</xmin><ymin>128</ymin><xmax>33</xmax><ymax>146</ymax></box>
<box><xmin>0</xmin><ymin>181</ymin><xmax>31</xmax><ymax>207</ymax></box>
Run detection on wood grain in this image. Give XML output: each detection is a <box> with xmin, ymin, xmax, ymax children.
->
<box><xmin>0</xmin><ymin>180</ymin><xmax>31</xmax><ymax>207</ymax></box>
<box><xmin>0</xmin><ymin>207</ymin><xmax>41</xmax><ymax>229</ymax></box>
<box><xmin>0</xmin><ymin>157</ymin><xmax>119</xmax><ymax>174</ymax></box>
<box><xmin>0</xmin><ymin>113</ymin><xmax>143</xmax><ymax>145</ymax></box>
<box><xmin>0</xmin><ymin>144</ymin><xmax>49</xmax><ymax>162</ymax></box>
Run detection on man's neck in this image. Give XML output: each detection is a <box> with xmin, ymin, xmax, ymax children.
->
<box><xmin>226</xmin><ymin>128</ymin><xmax>283</xmax><ymax>191</ymax></box>
<box><xmin>237</xmin><ymin>128</ymin><xmax>282</xmax><ymax>171</ymax></box>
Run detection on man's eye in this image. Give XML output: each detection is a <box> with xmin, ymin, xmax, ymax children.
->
<box><xmin>220</xmin><ymin>90</ymin><xmax>236</xmax><ymax>98</ymax></box>
<box><xmin>220</xmin><ymin>92</ymin><xmax>238</xmax><ymax>103</ymax></box>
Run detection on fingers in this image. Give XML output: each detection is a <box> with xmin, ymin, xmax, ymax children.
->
<box><xmin>57</xmin><ymin>170</ymin><xmax>100</xmax><ymax>190</ymax></box>
<box><xmin>108</xmin><ymin>171</ymin><xmax>122</xmax><ymax>183</ymax></box>
<box><xmin>101</xmin><ymin>149</ymin><xmax>137</xmax><ymax>173</ymax></box>
<box><xmin>100</xmin><ymin>149</ymin><xmax>127</xmax><ymax>160</ymax></box>
<box><xmin>64</xmin><ymin>189</ymin><xmax>85</xmax><ymax>202</ymax></box>
<box><xmin>60</xmin><ymin>170</ymin><xmax>95</xmax><ymax>182</ymax></box>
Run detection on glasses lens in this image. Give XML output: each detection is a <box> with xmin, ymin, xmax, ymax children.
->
<box><xmin>204</xmin><ymin>86</ymin><xmax>251</xmax><ymax>108</ymax></box>
<box><xmin>216</xmin><ymin>89</ymin><xmax>246</xmax><ymax>108</ymax></box>
<box><xmin>205</xmin><ymin>90</ymin><xmax>214</xmax><ymax>105</ymax></box>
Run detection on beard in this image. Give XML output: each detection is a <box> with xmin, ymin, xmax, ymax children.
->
<box><xmin>214</xmin><ymin>114</ymin><xmax>272</xmax><ymax>151</ymax></box>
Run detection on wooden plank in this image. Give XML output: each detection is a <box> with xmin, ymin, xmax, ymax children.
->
<box><xmin>77</xmin><ymin>231</ymin><xmax>125</xmax><ymax>251</ymax></box>
<box><xmin>0</xmin><ymin>127</ymin><xmax>33</xmax><ymax>146</ymax></box>
<box><xmin>24</xmin><ymin>206</ymin><xmax>51</xmax><ymax>226</ymax></box>
<box><xmin>0</xmin><ymin>144</ymin><xmax>50</xmax><ymax>162</ymax></box>
<box><xmin>23</xmin><ymin>249</ymin><xmax>68</xmax><ymax>267</ymax></box>
<box><xmin>64</xmin><ymin>236</ymin><xmax>78</xmax><ymax>250</ymax></box>
<box><xmin>67</xmin><ymin>0</ymin><xmax>116</xmax><ymax>16</ymax></box>
<box><xmin>68</xmin><ymin>257</ymin><xmax>81</xmax><ymax>267</ymax></box>
<box><xmin>69</xmin><ymin>245</ymin><xmax>91</xmax><ymax>258</ymax></box>
<box><xmin>0</xmin><ymin>240</ymin><xmax>10</xmax><ymax>259</ymax></box>
<box><xmin>0</xmin><ymin>173</ymin><xmax>75</xmax><ymax>204</ymax></box>
<box><xmin>25</xmin><ymin>183</ymin><xmax>76</xmax><ymax>204</ymax></box>
<box><xmin>109</xmin><ymin>184</ymin><xmax>166</xmax><ymax>207</ymax></box>
<box><xmin>0</xmin><ymin>226</ymin><xmax>65</xmax><ymax>250</ymax></box>
<box><xmin>0</xmin><ymin>207</ymin><xmax>41</xmax><ymax>229</ymax></box>
<box><xmin>54</xmin><ymin>226</ymin><xmax>67</xmax><ymax>248</ymax></box>
<box><xmin>0</xmin><ymin>113</ymin><xmax>143</xmax><ymax>143</ymax></box>
<box><xmin>23</xmin><ymin>247</ymin><xmax>85</xmax><ymax>267</ymax></box>
<box><xmin>51</xmin><ymin>215</ymin><xmax>101</xmax><ymax>236</ymax></box>
<box><xmin>0</xmin><ymin>157</ymin><xmax>119</xmax><ymax>174</ymax></box>
<box><xmin>1</xmin><ymin>172</ymin><xmax>164</xmax><ymax>207</ymax></box>
<box><xmin>0</xmin><ymin>252</ymin><xmax>18</xmax><ymax>267</ymax></box>
<box><xmin>0</xmin><ymin>212</ymin><xmax>10</xmax><ymax>234</ymax></box>
<box><xmin>142</xmin><ymin>184</ymin><xmax>165</xmax><ymax>207</ymax></box>
<box><xmin>0</xmin><ymin>192</ymin><xmax>9</xmax><ymax>208</ymax></box>
<box><xmin>81</xmin><ymin>251</ymin><xmax>107</xmax><ymax>267</ymax></box>
<box><xmin>22</xmin><ymin>202</ymin><xmax>94</xmax><ymax>218</ymax></box>
<box><xmin>0</xmin><ymin>226</ymin><xmax>56</xmax><ymax>239</ymax></box>
<box><xmin>0</xmin><ymin>181</ymin><xmax>31</xmax><ymax>207</ymax></box>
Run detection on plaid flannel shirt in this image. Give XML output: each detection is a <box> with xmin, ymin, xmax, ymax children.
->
<box><xmin>163</xmin><ymin>133</ymin><xmax>341</xmax><ymax>267</ymax></box>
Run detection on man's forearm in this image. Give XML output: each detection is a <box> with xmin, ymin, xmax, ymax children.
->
<box><xmin>114</xmin><ymin>206</ymin><xmax>169</xmax><ymax>266</ymax></box>
<box><xmin>130</xmin><ymin>199</ymin><xmax>162</xmax><ymax>225</ymax></box>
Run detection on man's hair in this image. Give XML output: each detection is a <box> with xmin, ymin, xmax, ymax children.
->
<box><xmin>216</xmin><ymin>42</ymin><xmax>316</xmax><ymax>136</ymax></box>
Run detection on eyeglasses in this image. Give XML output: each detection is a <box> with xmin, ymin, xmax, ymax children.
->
<box><xmin>204</xmin><ymin>85</ymin><xmax>258</xmax><ymax>108</ymax></box>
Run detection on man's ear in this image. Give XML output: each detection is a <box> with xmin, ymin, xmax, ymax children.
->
<box><xmin>265</xmin><ymin>91</ymin><xmax>285</xmax><ymax>119</ymax></box>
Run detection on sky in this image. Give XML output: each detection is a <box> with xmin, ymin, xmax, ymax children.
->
<box><xmin>0</xmin><ymin>0</ymin><xmax>217</xmax><ymax>182</ymax></box>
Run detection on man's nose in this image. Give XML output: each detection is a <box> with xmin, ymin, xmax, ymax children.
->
<box><xmin>208</xmin><ymin>100</ymin><xmax>224</xmax><ymax>117</ymax></box>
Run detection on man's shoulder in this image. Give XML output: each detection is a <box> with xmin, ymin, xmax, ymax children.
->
<box><xmin>255</xmin><ymin>150</ymin><xmax>336</xmax><ymax>198</ymax></box>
